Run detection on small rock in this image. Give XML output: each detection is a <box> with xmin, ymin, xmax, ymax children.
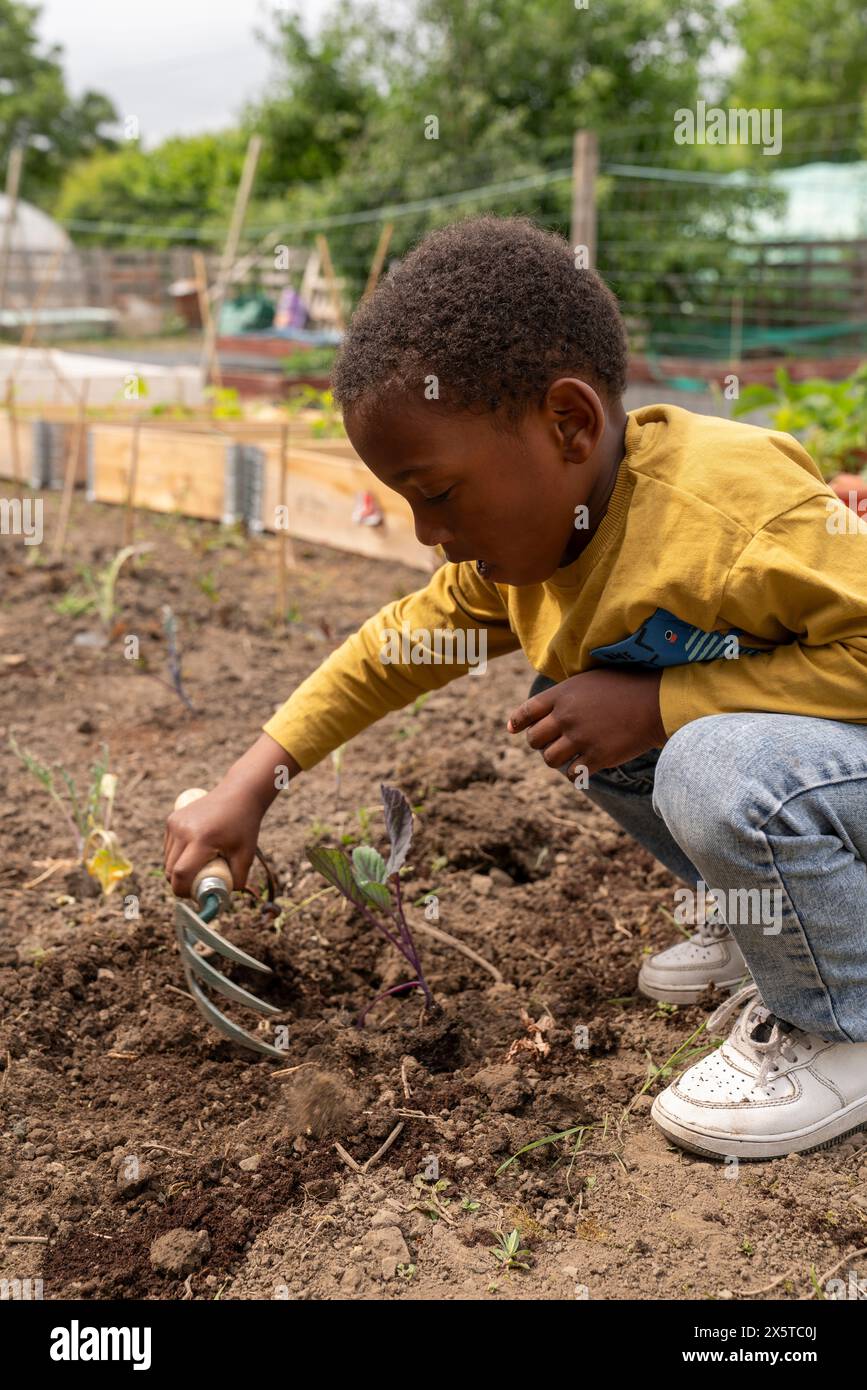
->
<box><xmin>19</xmin><ymin>1143</ymin><xmax>36</xmax><ymax>1161</ymax></box>
<box><xmin>469</xmin><ymin>1063</ymin><xmax>531</xmax><ymax>1113</ymax></box>
<box><xmin>371</xmin><ymin>1208</ymin><xmax>404</xmax><ymax>1229</ymax></box>
<box><xmin>488</xmin><ymin>868</ymin><xmax>514</xmax><ymax>888</ymax></box>
<box><xmin>239</xmin><ymin>1155</ymin><xmax>261</xmax><ymax>1172</ymax></box>
<box><xmin>631</xmin><ymin>1095</ymin><xmax>653</xmax><ymax>1112</ymax></box>
<box><xmin>361</xmin><ymin>1225</ymin><xmax>411</xmax><ymax>1275</ymax></box>
<box><xmin>469</xmin><ymin>873</ymin><xmax>493</xmax><ymax>897</ymax></box>
<box><xmin>97</xmin><ymin>968</ymin><xmax>115</xmax><ymax>981</ymax></box>
<box><xmin>116</xmin><ymin>1158</ymin><xmax>155</xmax><ymax>1198</ymax></box>
<box><xmin>150</xmin><ymin>1228</ymin><xmax>211</xmax><ymax>1277</ymax></box>
<box><xmin>454</xmin><ymin>1155</ymin><xmax>474</xmax><ymax>1170</ymax></box>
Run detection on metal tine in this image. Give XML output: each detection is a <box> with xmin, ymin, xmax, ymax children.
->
<box><xmin>177</xmin><ymin>929</ymin><xmax>281</xmax><ymax>1016</ymax></box>
<box><xmin>175</xmin><ymin>901</ymin><xmax>273</xmax><ymax>974</ymax></box>
<box><xmin>181</xmin><ymin>965</ymin><xmax>286</xmax><ymax>1060</ymax></box>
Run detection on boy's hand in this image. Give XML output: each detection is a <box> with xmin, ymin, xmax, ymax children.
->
<box><xmin>164</xmin><ymin>783</ymin><xmax>264</xmax><ymax>899</ymax></box>
<box><xmin>507</xmin><ymin>669</ymin><xmax>666</xmax><ymax>777</ymax></box>
<box><xmin>164</xmin><ymin>732</ymin><xmax>298</xmax><ymax>898</ymax></box>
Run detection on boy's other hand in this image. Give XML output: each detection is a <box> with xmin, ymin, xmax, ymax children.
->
<box><xmin>507</xmin><ymin>669</ymin><xmax>666</xmax><ymax>777</ymax></box>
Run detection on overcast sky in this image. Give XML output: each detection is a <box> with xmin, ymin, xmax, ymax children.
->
<box><xmin>37</xmin><ymin>0</ymin><xmax>328</xmax><ymax>145</ymax></box>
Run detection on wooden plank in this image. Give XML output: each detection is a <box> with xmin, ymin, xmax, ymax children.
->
<box><xmin>257</xmin><ymin>439</ymin><xmax>432</xmax><ymax>570</ymax></box>
<box><xmin>0</xmin><ymin>411</ymin><xmax>33</xmax><ymax>481</ymax></box>
<box><xmin>89</xmin><ymin>425</ymin><xmax>227</xmax><ymax>521</ymax></box>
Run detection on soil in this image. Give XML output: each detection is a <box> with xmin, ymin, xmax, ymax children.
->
<box><xmin>1</xmin><ymin>492</ymin><xmax>866</xmax><ymax>1303</ymax></box>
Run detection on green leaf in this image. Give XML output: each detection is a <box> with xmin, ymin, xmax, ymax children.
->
<box><xmin>306</xmin><ymin>845</ymin><xmax>368</xmax><ymax>909</ymax></box>
<box><xmin>380</xmin><ymin>783</ymin><xmax>413</xmax><ymax>875</ymax></box>
<box><xmin>360</xmin><ymin>880</ymin><xmax>392</xmax><ymax>910</ymax></box>
<box><xmin>352</xmin><ymin>844</ymin><xmax>388</xmax><ymax>883</ymax></box>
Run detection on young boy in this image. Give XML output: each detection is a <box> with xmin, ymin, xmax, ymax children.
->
<box><xmin>164</xmin><ymin>215</ymin><xmax>867</xmax><ymax>1162</ymax></box>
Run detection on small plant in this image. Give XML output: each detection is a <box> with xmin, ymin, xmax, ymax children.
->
<box><xmin>160</xmin><ymin>605</ymin><xmax>195</xmax><ymax>712</ymax></box>
<box><xmin>8</xmin><ymin>736</ymin><xmax>132</xmax><ymax>894</ymax></box>
<box><xmin>280</xmin><ymin>346</ymin><xmax>337</xmax><ymax>380</ymax></box>
<box><xmin>306</xmin><ymin>783</ymin><xmax>432</xmax><ymax>1024</ymax></box>
<box><xmin>731</xmin><ymin>364</ymin><xmax>867</xmax><ymax>478</ymax></box>
<box><xmin>489</xmin><ymin>1229</ymin><xmax>532</xmax><ymax>1274</ymax></box>
<box><xmin>203</xmin><ymin>385</ymin><xmax>243</xmax><ymax>418</ymax></box>
<box><xmin>285</xmin><ymin>385</ymin><xmax>345</xmax><ymax>437</ymax></box>
<box><xmin>56</xmin><ymin>545</ymin><xmax>152</xmax><ymax>642</ymax></box>
<box><xmin>197</xmin><ymin>571</ymin><xmax>219</xmax><ymax>602</ymax></box>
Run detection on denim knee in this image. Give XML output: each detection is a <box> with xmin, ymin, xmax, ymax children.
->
<box><xmin>652</xmin><ymin>714</ymin><xmax>764</xmax><ymax>857</ymax></box>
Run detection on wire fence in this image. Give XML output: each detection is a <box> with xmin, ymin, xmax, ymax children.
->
<box><xmin>5</xmin><ymin>104</ymin><xmax>867</xmax><ymax>370</ymax></box>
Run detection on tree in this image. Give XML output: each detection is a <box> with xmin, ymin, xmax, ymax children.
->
<box><xmin>726</xmin><ymin>0</ymin><xmax>867</xmax><ymax>165</ymax></box>
<box><xmin>0</xmin><ymin>0</ymin><xmax>118</xmax><ymax>204</ymax></box>
<box><xmin>54</xmin><ymin>133</ymin><xmax>249</xmax><ymax>246</ymax></box>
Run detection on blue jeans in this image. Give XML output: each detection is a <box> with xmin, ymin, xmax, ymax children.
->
<box><xmin>529</xmin><ymin>673</ymin><xmax>867</xmax><ymax>1043</ymax></box>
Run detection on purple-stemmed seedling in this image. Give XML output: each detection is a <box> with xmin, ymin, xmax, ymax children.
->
<box><xmin>306</xmin><ymin>783</ymin><xmax>432</xmax><ymax>1026</ymax></box>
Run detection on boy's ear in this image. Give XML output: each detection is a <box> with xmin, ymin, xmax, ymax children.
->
<box><xmin>545</xmin><ymin>377</ymin><xmax>605</xmax><ymax>461</ymax></box>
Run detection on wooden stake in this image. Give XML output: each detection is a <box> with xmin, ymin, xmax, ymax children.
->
<box><xmin>200</xmin><ymin>135</ymin><xmax>262</xmax><ymax>385</ymax></box>
<box><xmin>52</xmin><ymin>379</ymin><xmax>90</xmax><ymax>559</ymax></box>
<box><xmin>276</xmin><ymin>422</ymin><xmax>296</xmax><ymax>617</ymax></box>
<box><xmin>193</xmin><ymin>249</ymin><xmax>222</xmax><ymax>390</ymax></box>
<box><xmin>315</xmin><ymin>233</ymin><xmax>345</xmax><ymax>331</ymax></box>
<box><xmin>0</xmin><ymin>145</ymin><xmax>23</xmax><ymax>315</ymax></box>
<box><xmin>123</xmin><ymin>416</ymin><xmax>142</xmax><ymax>548</ymax></box>
<box><xmin>4</xmin><ymin>379</ymin><xmax>21</xmax><ymax>483</ymax></box>
<box><xmin>362</xmin><ymin>222</ymin><xmax>394</xmax><ymax>302</ymax></box>
<box><xmin>571</xmin><ymin>129</ymin><xmax>598</xmax><ymax>270</ymax></box>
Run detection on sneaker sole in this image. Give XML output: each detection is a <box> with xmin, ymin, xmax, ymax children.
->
<box><xmin>637</xmin><ymin>972</ymin><xmax>750</xmax><ymax>1006</ymax></box>
<box><xmin>650</xmin><ymin>1094</ymin><xmax>867</xmax><ymax>1161</ymax></box>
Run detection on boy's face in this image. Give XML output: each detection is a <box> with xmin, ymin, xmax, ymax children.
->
<box><xmin>345</xmin><ymin>378</ymin><xmax>620</xmax><ymax>586</ymax></box>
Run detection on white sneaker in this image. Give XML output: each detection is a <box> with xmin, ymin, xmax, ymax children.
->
<box><xmin>651</xmin><ymin>983</ymin><xmax>867</xmax><ymax>1160</ymax></box>
<box><xmin>638</xmin><ymin>918</ymin><xmax>750</xmax><ymax>1004</ymax></box>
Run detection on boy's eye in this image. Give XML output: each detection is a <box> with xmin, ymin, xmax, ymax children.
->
<box><xmin>422</xmin><ymin>486</ymin><xmax>453</xmax><ymax>504</ymax></box>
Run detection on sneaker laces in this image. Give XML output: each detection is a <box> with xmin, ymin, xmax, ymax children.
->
<box><xmin>692</xmin><ymin>917</ymin><xmax>730</xmax><ymax>946</ymax></box>
<box><xmin>705</xmin><ymin>982</ymin><xmax>810</xmax><ymax>1089</ymax></box>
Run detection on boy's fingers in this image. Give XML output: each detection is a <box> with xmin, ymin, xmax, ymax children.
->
<box><xmin>507</xmin><ymin>692</ymin><xmax>552</xmax><ymax>733</ymax></box>
<box><xmin>524</xmin><ymin>714</ymin><xmax>563</xmax><ymax>751</ymax></box>
<box><xmin>542</xmin><ymin>735</ymin><xmax>585</xmax><ymax>770</ymax></box>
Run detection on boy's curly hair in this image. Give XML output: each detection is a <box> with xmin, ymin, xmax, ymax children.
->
<box><xmin>332</xmin><ymin>215</ymin><xmax>628</xmax><ymax>420</ymax></box>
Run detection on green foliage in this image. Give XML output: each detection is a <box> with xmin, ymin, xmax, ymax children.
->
<box><xmin>204</xmin><ymin>386</ymin><xmax>243</xmax><ymax>419</ymax></box>
<box><xmin>0</xmin><ymin>0</ymin><xmax>117</xmax><ymax>205</ymax></box>
<box><xmin>285</xmin><ymin>386</ymin><xmax>345</xmax><ymax>437</ymax></box>
<box><xmin>54</xmin><ymin>131</ymin><xmax>249</xmax><ymax>246</ymax></box>
<box><xmin>727</xmin><ymin>0</ymin><xmax>867</xmax><ymax>165</ymax></box>
<box><xmin>54</xmin><ymin>545</ymin><xmax>151</xmax><ymax>632</ymax></box>
<box><xmin>281</xmin><ymin>347</ymin><xmax>338</xmax><ymax>379</ymax></box>
<box><xmin>489</xmin><ymin>1229</ymin><xmax>532</xmax><ymax>1272</ymax></box>
<box><xmin>7</xmin><ymin>737</ymin><xmax>132</xmax><ymax>892</ymax></box>
<box><xmin>305</xmin><ymin>783</ymin><xmax>432</xmax><ymax>1018</ymax></box>
<box><xmin>732</xmin><ymin>364</ymin><xmax>867</xmax><ymax>477</ymax></box>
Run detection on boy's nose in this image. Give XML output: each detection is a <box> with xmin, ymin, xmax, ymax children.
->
<box><xmin>413</xmin><ymin>517</ymin><xmax>454</xmax><ymax>549</ymax></box>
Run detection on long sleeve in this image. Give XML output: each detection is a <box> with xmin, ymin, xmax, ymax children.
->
<box><xmin>659</xmin><ymin>494</ymin><xmax>867</xmax><ymax>734</ymax></box>
<box><xmin>263</xmin><ymin>561</ymin><xmax>520</xmax><ymax>768</ymax></box>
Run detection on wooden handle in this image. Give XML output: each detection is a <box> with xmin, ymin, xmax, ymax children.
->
<box><xmin>174</xmin><ymin>787</ymin><xmax>233</xmax><ymax>900</ymax></box>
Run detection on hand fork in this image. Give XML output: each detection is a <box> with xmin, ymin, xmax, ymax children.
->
<box><xmin>173</xmin><ymin>788</ymin><xmax>285</xmax><ymax>1059</ymax></box>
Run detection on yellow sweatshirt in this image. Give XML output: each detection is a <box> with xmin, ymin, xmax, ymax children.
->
<box><xmin>264</xmin><ymin>402</ymin><xmax>867</xmax><ymax>769</ymax></box>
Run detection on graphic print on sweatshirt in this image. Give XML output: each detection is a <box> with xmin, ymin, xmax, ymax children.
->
<box><xmin>590</xmin><ymin>607</ymin><xmax>766</xmax><ymax>669</ymax></box>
